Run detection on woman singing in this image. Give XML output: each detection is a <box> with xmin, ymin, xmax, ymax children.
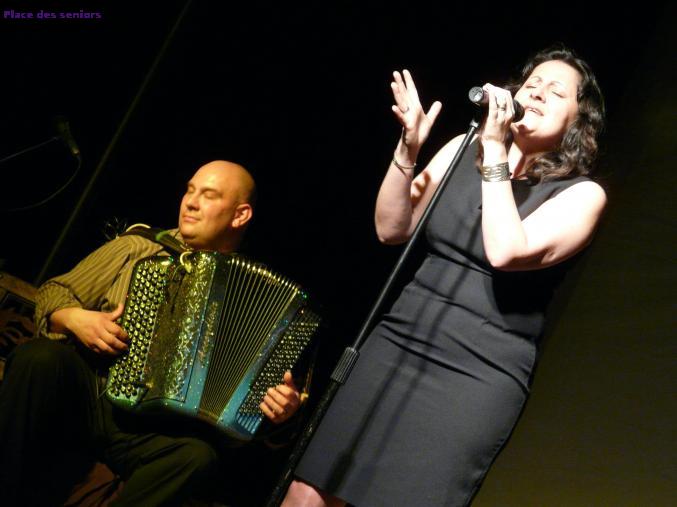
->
<box><xmin>285</xmin><ymin>45</ymin><xmax>607</xmax><ymax>507</ymax></box>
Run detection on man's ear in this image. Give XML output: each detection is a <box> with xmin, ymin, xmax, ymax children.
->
<box><xmin>231</xmin><ymin>203</ymin><xmax>253</xmax><ymax>229</ymax></box>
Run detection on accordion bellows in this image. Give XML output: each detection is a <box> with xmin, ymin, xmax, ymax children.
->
<box><xmin>106</xmin><ymin>251</ymin><xmax>320</xmax><ymax>441</ymax></box>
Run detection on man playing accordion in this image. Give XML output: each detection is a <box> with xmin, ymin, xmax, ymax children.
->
<box><xmin>0</xmin><ymin>161</ymin><xmax>304</xmax><ymax>506</ymax></box>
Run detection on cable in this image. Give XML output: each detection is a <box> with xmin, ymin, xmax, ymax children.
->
<box><xmin>4</xmin><ymin>155</ymin><xmax>83</xmax><ymax>212</ymax></box>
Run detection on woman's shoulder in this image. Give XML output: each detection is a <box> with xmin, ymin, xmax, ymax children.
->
<box><xmin>547</xmin><ymin>178</ymin><xmax>607</xmax><ymax>212</ymax></box>
<box><xmin>545</xmin><ymin>175</ymin><xmax>604</xmax><ymax>193</ymax></box>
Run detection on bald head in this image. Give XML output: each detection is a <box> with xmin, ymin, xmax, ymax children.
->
<box><xmin>199</xmin><ymin>160</ymin><xmax>256</xmax><ymax>206</ymax></box>
<box><xmin>178</xmin><ymin>160</ymin><xmax>256</xmax><ymax>252</ymax></box>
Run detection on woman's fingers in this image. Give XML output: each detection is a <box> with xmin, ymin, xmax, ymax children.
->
<box><xmin>391</xmin><ymin>82</ymin><xmax>407</xmax><ymax>115</ymax></box>
<box><xmin>390</xmin><ymin>69</ymin><xmax>442</xmax><ymax>149</ymax></box>
<box><xmin>426</xmin><ymin>101</ymin><xmax>443</xmax><ymax>125</ymax></box>
<box><xmin>393</xmin><ymin>69</ymin><xmax>424</xmax><ymax>111</ymax></box>
<box><xmin>391</xmin><ymin>72</ymin><xmax>410</xmax><ymax>113</ymax></box>
<box><xmin>401</xmin><ymin>69</ymin><xmax>421</xmax><ymax>106</ymax></box>
<box><xmin>483</xmin><ymin>83</ymin><xmax>514</xmax><ymax>122</ymax></box>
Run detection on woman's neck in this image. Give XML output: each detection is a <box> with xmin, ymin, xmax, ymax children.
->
<box><xmin>508</xmin><ymin>137</ymin><xmax>548</xmax><ymax>179</ymax></box>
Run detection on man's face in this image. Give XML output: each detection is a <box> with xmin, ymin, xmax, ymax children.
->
<box><xmin>178</xmin><ymin>162</ymin><xmax>249</xmax><ymax>251</ymax></box>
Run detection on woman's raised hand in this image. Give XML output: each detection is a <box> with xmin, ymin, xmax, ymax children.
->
<box><xmin>391</xmin><ymin>69</ymin><xmax>442</xmax><ymax>154</ymax></box>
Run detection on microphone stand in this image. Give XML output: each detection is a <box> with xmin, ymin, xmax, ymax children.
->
<box><xmin>266</xmin><ymin>111</ymin><xmax>482</xmax><ymax>506</ymax></box>
<box><xmin>32</xmin><ymin>0</ymin><xmax>194</xmax><ymax>286</ymax></box>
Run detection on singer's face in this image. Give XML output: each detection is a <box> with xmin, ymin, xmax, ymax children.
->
<box><xmin>512</xmin><ymin>60</ymin><xmax>581</xmax><ymax>147</ymax></box>
<box><xmin>178</xmin><ymin>161</ymin><xmax>253</xmax><ymax>252</ymax></box>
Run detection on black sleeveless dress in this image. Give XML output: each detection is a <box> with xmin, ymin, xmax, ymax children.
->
<box><xmin>296</xmin><ymin>142</ymin><xmax>591</xmax><ymax>506</ymax></box>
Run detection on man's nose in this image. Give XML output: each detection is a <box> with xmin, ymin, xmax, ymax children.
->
<box><xmin>185</xmin><ymin>193</ymin><xmax>199</xmax><ymax>209</ymax></box>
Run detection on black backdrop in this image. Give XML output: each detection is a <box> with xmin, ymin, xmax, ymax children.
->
<box><xmin>1</xmin><ymin>1</ymin><xmax>674</xmax><ymax>505</ymax></box>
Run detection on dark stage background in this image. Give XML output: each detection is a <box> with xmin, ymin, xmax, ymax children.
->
<box><xmin>1</xmin><ymin>1</ymin><xmax>674</xmax><ymax>505</ymax></box>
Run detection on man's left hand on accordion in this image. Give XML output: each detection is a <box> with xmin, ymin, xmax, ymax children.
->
<box><xmin>260</xmin><ymin>370</ymin><xmax>301</xmax><ymax>424</ymax></box>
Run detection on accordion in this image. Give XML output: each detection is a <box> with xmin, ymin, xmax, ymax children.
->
<box><xmin>105</xmin><ymin>251</ymin><xmax>320</xmax><ymax>441</ymax></box>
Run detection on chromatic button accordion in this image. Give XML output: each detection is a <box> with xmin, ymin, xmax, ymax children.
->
<box><xmin>105</xmin><ymin>251</ymin><xmax>320</xmax><ymax>441</ymax></box>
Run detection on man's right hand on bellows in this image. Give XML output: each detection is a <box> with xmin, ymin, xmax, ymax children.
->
<box><xmin>50</xmin><ymin>303</ymin><xmax>129</xmax><ymax>355</ymax></box>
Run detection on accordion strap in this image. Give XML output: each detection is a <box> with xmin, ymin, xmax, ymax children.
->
<box><xmin>120</xmin><ymin>224</ymin><xmax>189</xmax><ymax>256</ymax></box>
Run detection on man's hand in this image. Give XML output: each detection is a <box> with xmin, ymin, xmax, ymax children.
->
<box><xmin>260</xmin><ymin>370</ymin><xmax>301</xmax><ymax>424</ymax></box>
<box><xmin>50</xmin><ymin>303</ymin><xmax>129</xmax><ymax>355</ymax></box>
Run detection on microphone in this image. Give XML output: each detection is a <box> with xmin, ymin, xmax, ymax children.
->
<box><xmin>54</xmin><ymin>116</ymin><xmax>81</xmax><ymax>159</ymax></box>
<box><xmin>468</xmin><ymin>86</ymin><xmax>524</xmax><ymax>122</ymax></box>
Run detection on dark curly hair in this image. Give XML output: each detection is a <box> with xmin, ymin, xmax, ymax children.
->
<box><xmin>506</xmin><ymin>44</ymin><xmax>605</xmax><ymax>182</ymax></box>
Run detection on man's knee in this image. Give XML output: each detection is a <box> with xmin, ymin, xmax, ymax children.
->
<box><xmin>7</xmin><ymin>337</ymin><xmax>77</xmax><ymax>373</ymax></box>
<box><xmin>175</xmin><ymin>438</ymin><xmax>219</xmax><ymax>476</ymax></box>
<box><xmin>1</xmin><ymin>338</ymin><xmax>94</xmax><ymax>418</ymax></box>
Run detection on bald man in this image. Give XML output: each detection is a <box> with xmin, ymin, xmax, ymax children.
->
<box><xmin>178</xmin><ymin>160</ymin><xmax>256</xmax><ymax>252</ymax></box>
<box><xmin>0</xmin><ymin>161</ymin><xmax>301</xmax><ymax>506</ymax></box>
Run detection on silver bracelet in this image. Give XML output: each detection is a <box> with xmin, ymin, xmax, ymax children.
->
<box><xmin>392</xmin><ymin>156</ymin><xmax>416</xmax><ymax>171</ymax></box>
<box><xmin>479</xmin><ymin>162</ymin><xmax>510</xmax><ymax>182</ymax></box>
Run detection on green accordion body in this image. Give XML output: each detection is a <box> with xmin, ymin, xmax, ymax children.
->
<box><xmin>106</xmin><ymin>251</ymin><xmax>320</xmax><ymax>441</ymax></box>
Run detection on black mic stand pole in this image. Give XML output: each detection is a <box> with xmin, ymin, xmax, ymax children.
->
<box><xmin>266</xmin><ymin>111</ymin><xmax>482</xmax><ymax>507</ymax></box>
<box><xmin>32</xmin><ymin>0</ymin><xmax>194</xmax><ymax>287</ymax></box>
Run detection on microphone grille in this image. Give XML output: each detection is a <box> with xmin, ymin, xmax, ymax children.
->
<box><xmin>468</xmin><ymin>87</ymin><xmax>484</xmax><ymax>105</ymax></box>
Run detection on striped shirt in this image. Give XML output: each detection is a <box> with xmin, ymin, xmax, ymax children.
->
<box><xmin>35</xmin><ymin>229</ymin><xmax>184</xmax><ymax>340</ymax></box>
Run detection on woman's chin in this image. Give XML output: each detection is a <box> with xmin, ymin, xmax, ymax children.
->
<box><xmin>513</xmin><ymin>121</ymin><xmax>537</xmax><ymax>136</ymax></box>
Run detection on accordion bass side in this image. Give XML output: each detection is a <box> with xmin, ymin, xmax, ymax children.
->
<box><xmin>105</xmin><ymin>251</ymin><xmax>320</xmax><ymax>441</ymax></box>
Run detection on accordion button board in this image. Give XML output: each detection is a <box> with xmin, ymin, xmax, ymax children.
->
<box><xmin>106</xmin><ymin>251</ymin><xmax>320</xmax><ymax>441</ymax></box>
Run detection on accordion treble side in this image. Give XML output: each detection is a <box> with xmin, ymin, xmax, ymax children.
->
<box><xmin>105</xmin><ymin>251</ymin><xmax>320</xmax><ymax>441</ymax></box>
